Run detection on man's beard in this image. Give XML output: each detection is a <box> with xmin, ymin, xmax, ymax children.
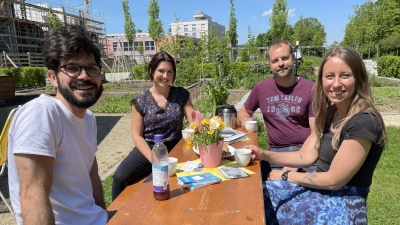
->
<box><xmin>56</xmin><ymin>76</ymin><xmax>103</xmax><ymax>109</ymax></box>
<box><xmin>272</xmin><ymin>65</ymin><xmax>294</xmax><ymax>78</ymax></box>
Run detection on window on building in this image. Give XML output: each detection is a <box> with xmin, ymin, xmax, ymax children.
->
<box><xmin>192</xmin><ymin>33</ymin><xmax>196</xmax><ymax>38</ymax></box>
<box><xmin>201</xmin><ymin>24</ymin><xmax>205</xmax><ymax>31</ymax></box>
<box><xmin>113</xmin><ymin>42</ymin><xmax>118</xmax><ymax>52</ymax></box>
<box><xmin>134</xmin><ymin>41</ymin><xmax>142</xmax><ymax>50</ymax></box>
<box><xmin>145</xmin><ymin>41</ymin><xmax>155</xmax><ymax>50</ymax></box>
<box><xmin>124</xmin><ymin>42</ymin><xmax>132</xmax><ymax>51</ymax></box>
<box><xmin>184</xmin><ymin>33</ymin><xmax>188</xmax><ymax>36</ymax></box>
<box><xmin>192</xmin><ymin>24</ymin><xmax>196</xmax><ymax>31</ymax></box>
<box><xmin>184</xmin><ymin>25</ymin><xmax>188</xmax><ymax>32</ymax></box>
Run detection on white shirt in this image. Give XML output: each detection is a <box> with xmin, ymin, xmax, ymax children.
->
<box><xmin>8</xmin><ymin>94</ymin><xmax>107</xmax><ymax>225</ymax></box>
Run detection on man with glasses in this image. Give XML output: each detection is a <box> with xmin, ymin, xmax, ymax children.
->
<box><xmin>8</xmin><ymin>25</ymin><xmax>107</xmax><ymax>224</ymax></box>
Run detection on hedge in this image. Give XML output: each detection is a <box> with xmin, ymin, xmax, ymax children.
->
<box><xmin>0</xmin><ymin>67</ymin><xmax>47</xmax><ymax>87</ymax></box>
<box><xmin>377</xmin><ymin>56</ymin><xmax>400</xmax><ymax>78</ymax></box>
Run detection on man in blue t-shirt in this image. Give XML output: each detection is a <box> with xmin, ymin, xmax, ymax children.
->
<box><xmin>238</xmin><ymin>40</ymin><xmax>315</xmax><ymax>180</ymax></box>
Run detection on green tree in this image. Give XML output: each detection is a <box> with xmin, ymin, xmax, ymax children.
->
<box><xmin>342</xmin><ymin>0</ymin><xmax>400</xmax><ymax>58</ymax></box>
<box><xmin>228</xmin><ymin>0</ymin><xmax>238</xmax><ymax>61</ymax></box>
<box><xmin>269</xmin><ymin>0</ymin><xmax>290</xmax><ymax>40</ymax></box>
<box><xmin>122</xmin><ymin>0</ymin><xmax>135</xmax><ymax>57</ymax></box>
<box><xmin>380</xmin><ymin>33</ymin><xmax>400</xmax><ymax>56</ymax></box>
<box><xmin>136</xmin><ymin>41</ymin><xmax>145</xmax><ymax>79</ymax></box>
<box><xmin>158</xmin><ymin>12</ymin><xmax>183</xmax><ymax>58</ymax></box>
<box><xmin>246</xmin><ymin>26</ymin><xmax>258</xmax><ymax>61</ymax></box>
<box><xmin>147</xmin><ymin>0</ymin><xmax>164</xmax><ymax>52</ymax></box>
<box><xmin>48</xmin><ymin>7</ymin><xmax>62</xmax><ymax>30</ymax></box>
<box><xmin>292</xmin><ymin>16</ymin><xmax>326</xmax><ymax>56</ymax></box>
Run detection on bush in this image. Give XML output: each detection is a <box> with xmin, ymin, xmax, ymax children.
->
<box><xmin>133</xmin><ymin>65</ymin><xmax>149</xmax><ymax>80</ymax></box>
<box><xmin>242</xmin><ymin>73</ymin><xmax>271</xmax><ymax>89</ymax></box>
<box><xmin>377</xmin><ymin>56</ymin><xmax>400</xmax><ymax>78</ymax></box>
<box><xmin>0</xmin><ymin>67</ymin><xmax>46</xmax><ymax>87</ymax></box>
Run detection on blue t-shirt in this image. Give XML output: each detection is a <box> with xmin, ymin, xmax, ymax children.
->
<box><xmin>131</xmin><ymin>86</ymin><xmax>189</xmax><ymax>143</ymax></box>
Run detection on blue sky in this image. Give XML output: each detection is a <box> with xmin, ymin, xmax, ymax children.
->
<box><xmin>67</xmin><ymin>0</ymin><xmax>370</xmax><ymax>45</ymax></box>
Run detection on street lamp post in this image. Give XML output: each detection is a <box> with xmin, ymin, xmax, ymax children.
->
<box><xmin>295</xmin><ymin>41</ymin><xmax>299</xmax><ymax>75</ymax></box>
<box><xmin>216</xmin><ymin>54</ymin><xmax>223</xmax><ymax>76</ymax></box>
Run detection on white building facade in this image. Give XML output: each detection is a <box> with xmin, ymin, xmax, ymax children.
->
<box><xmin>169</xmin><ymin>12</ymin><xmax>225</xmax><ymax>39</ymax></box>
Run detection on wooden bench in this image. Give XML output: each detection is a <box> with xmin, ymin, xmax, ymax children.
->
<box><xmin>0</xmin><ymin>76</ymin><xmax>15</xmax><ymax>100</ymax></box>
<box><xmin>107</xmin><ymin>177</ymin><xmax>146</xmax><ymax>211</ymax></box>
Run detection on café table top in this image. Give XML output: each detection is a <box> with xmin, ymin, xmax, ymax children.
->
<box><xmin>107</xmin><ymin>128</ymin><xmax>265</xmax><ymax>225</ymax></box>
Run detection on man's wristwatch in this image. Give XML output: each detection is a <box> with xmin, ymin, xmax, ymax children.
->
<box><xmin>281</xmin><ymin>170</ymin><xmax>291</xmax><ymax>181</ymax></box>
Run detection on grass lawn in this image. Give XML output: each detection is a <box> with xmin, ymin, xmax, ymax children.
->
<box><xmin>367</xmin><ymin>126</ymin><xmax>400</xmax><ymax>224</ymax></box>
<box><xmin>103</xmin><ymin>173</ymin><xmax>113</xmax><ymax>207</ymax></box>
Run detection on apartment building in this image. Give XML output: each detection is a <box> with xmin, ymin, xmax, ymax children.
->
<box><xmin>102</xmin><ymin>31</ymin><xmax>200</xmax><ymax>64</ymax></box>
<box><xmin>169</xmin><ymin>12</ymin><xmax>225</xmax><ymax>39</ymax></box>
<box><xmin>102</xmin><ymin>31</ymin><xmax>156</xmax><ymax>63</ymax></box>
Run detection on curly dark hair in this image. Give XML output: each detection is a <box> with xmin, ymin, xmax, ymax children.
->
<box><xmin>147</xmin><ymin>51</ymin><xmax>176</xmax><ymax>83</ymax></box>
<box><xmin>42</xmin><ymin>25</ymin><xmax>101</xmax><ymax>72</ymax></box>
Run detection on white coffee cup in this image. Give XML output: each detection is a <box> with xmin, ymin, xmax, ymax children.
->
<box><xmin>182</xmin><ymin>129</ymin><xmax>195</xmax><ymax>141</ymax></box>
<box><xmin>168</xmin><ymin>157</ymin><xmax>178</xmax><ymax>176</ymax></box>
<box><xmin>244</xmin><ymin>121</ymin><xmax>257</xmax><ymax>133</ymax></box>
<box><xmin>235</xmin><ymin>149</ymin><xmax>252</xmax><ymax>167</ymax></box>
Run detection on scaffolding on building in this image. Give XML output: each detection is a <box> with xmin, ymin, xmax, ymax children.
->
<box><xmin>0</xmin><ymin>0</ymin><xmax>107</xmax><ymax>68</ymax></box>
<box><xmin>109</xmin><ymin>35</ymin><xmax>134</xmax><ymax>83</ymax></box>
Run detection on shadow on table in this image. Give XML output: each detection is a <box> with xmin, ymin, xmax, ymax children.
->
<box><xmin>96</xmin><ymin>115</ymin><xmax>123</xmax><ymax>145</ymax></box>
<box><xmin>145</xmin><ymin>174</ymin><xmax>189</xmax><ymax>199</ymax></box>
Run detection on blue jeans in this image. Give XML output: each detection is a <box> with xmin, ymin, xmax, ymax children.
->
<box><xmin>261</xmin><ymin>146</ymin><xmax>317</xmax><ymax>181</ymax></box>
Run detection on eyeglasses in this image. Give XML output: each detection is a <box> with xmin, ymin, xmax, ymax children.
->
<box><xmin>59</xmin><ymin>64</ymin><xmax>102</xmax><ymax>77</ymax></box>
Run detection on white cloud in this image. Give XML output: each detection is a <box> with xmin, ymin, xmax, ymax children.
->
<box><xmin>262</xmin><ymin>8</ymin><xmax>296</xmax><ymax>17</ymax></box>
<box><xmin>262</xmin><ymin>9</ymin><xmax>272</xmax><ymax>17</ymax></box>
<box><xmin>288</xmin><ymin>8</ymin><xmax>296</xmax><ymax>17</ymax></box>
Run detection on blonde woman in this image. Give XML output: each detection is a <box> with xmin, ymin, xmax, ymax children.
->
<box><xmin>247</xmin><ymin>46</ymin><xmax>387</xmax><ymax>224</ymax></box>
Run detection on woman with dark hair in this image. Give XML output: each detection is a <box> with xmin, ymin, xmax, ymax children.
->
<box><xmin>247</xmin><ymin>46</ymin><xmax>387</xmax><ymax>224</ymax></box>
<box><xmin>112</xmin><ymin>52</ymin><xmax>195</xmax><ymax>200</ymax></box>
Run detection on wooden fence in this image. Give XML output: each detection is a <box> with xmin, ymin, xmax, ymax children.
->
<box><xmin>0</xmin><ymin>51</ymin><xmax>44</xmax><ymax>68</ymax></box>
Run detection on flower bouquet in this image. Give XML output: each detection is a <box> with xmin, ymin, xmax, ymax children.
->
<box><xmin>187</xmin><ymin>111</ymin><xmax>226</xmax><ymax>168</ymax></box>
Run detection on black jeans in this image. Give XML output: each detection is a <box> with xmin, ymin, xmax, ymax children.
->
<box><xmin>111</xmin><ymin>140</ymin><xmax>178</xmax><ymax>201</ymax></box>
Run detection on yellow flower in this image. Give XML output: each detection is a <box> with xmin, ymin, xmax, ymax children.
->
<box><xmin>207</xmin><ymin>129</ymin><xmax>214</xmax><ymax>135</ymax></box>
<box><xmin>190</xmin><ymin>122</ymin><xmax>197</xmax><ymax>130</ymax></box>
<box><xmin>201</xmin><ymin>118</ymin><xmax>210</xmax><ymax>125</ymax></box>
<box><xmin>186</xmin><ymin>140</ymin><xmax>192</xmax><ymax>150</ymax></box>
<box><xmin>220</xmin><ymin>121</ymin><xmax>226</xmax><ymax>128</ymax></box>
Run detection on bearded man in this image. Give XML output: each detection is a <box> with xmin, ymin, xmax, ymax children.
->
<box><xmin>238</xmin><ymin>40</ymin><xmax>316</xmax><ymax>180</ymax></box>
<box><xmin>8</xmin><ymin>25</ymin><xmax>107</xmax><ymax>225</ymax></box>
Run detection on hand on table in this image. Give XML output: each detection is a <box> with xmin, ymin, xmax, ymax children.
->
<box><xmin>244</xmin><ymin>145</ymin><xmax>265</xmax><ymax>161</ymax></box>
<box><xmin>240</xmin><ymin>117</ymin><xmax>253</xmax><ymax>127</ymax></box>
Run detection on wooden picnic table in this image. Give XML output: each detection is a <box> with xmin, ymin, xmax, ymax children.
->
<box><xmin>107</xmin><ymin>128</ymin><xmax>265</xmax><ymax>225</ymax></box>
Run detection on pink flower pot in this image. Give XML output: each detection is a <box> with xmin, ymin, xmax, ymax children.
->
<box><xmin>199</xmin><ymin>141</ymin><xmax>223</xmax><ymax>168</ymax></box>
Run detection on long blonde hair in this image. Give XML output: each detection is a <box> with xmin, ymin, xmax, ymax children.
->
<box><xmin>313</xmin><ymin>47</ymin><xmax>387</xmax><ymax>150</ymax></box>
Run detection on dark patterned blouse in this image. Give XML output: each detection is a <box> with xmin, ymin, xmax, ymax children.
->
<box><xmin>131</xmin><ymin>86</ymin><xmax>190</xmax><ymax>143</ymax></box>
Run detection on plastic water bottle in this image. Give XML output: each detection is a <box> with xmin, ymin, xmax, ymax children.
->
<box><xmin>151</xmin><ymin>134</ymin><xmax>170</xmax><ymax>200</ymax></box>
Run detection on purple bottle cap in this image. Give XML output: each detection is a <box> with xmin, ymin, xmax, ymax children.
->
<box><xmin>154</xmin><ymin>134</ymin><xmax>163</xmax><ymax>142</ymax></box>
